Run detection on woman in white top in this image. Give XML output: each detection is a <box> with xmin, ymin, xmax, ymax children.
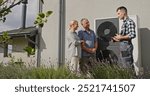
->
<box><xmin>67</xmin><ymin>20</ymin><xmax>83</xmax><ymax>75</ymax></box>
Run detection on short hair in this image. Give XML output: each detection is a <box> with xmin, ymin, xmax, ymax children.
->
<box><xmin>70</xmin><ymin>20</ymin><xmax>78</xmax><ymax>25</ymax></box>
<box><xmin>116</xmin><ymin>6</ymin><xmax>127</xmax><ymax>13</ymax></box>
<box><xmin>69</xmin><ymin>20</ymin><xmax>78</xmax><ymax>29</ymax></box>
<box><xmin>80</xmin><ymin>18</ymin><xmax>88</xmax><ymax>24</ymax></box>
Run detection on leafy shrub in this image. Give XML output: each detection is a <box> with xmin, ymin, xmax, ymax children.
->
<box><xmin>22</xmin><ymin>66</ymin><xmax>81</xmax><ymax>79</ymax></box>
<box><xmin>0</xmin><ymin>62</ymin><xmax>26</xmax><ymax>79</ymax></box>
<box><xmin>0</xmin><ymin>62</ymin><xmax>82</xmax><ymax>79</ymax></box>
<box><xmin>0</xmin><ymin>57</ymin><xmax>135</xmax><ymax>79</ymax></box>
<box><xmin>90</xmin><ymin>63</ymin><xmax>134</xmax><ymax>79</ymax></box>
<box><xmin>23</xmin><ymin>46</ymin><xmax>35</xmax><ymax>57</ymax></box>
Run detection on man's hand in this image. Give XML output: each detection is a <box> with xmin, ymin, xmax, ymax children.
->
<box><xmin>90</xmin><ymin>48</ymin><xmax>97</xmax><ymax>53</ymax></box>
<box><xmin>112</xmin><ymin>34</ymin><xmax>130</xmax><ymax>41</ymax></box>
<box><xmin>112</xmin><ymin>34</ymin><xmax>122</xmax><ymax>42</ymax></box>
<box><xmin>81</xmin><ymin>42</ymin><xmax>96</xmax><ymax>54</ymax></box>
<box><xmin>112</xmin><ymin>37</ymin><xmax>120</xmax><ymax>42</ymax></box>
<box><xmin>80</xmin><ymin>40</ymin><xmax>84</xmax><ymax>43</ymax></box>
<box><xmin>114</xmin><ymin>34</ymin><xmax>123</xmax><ymax>40</ymax></box>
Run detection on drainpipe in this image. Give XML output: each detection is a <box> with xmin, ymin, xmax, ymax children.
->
<box><xmin>21</xmin><ymin>0</ymin><xmax>28</xmax><ymax>29</ymax></box>
<box><xmin>36</xmin><ymin>0</ymin><xmax>43</xmax><ymax>67</ymax></box>
<box><xmin>58</xmin><ymin>0</ymin><xmax>66</xmax><ymax>67</ymax></box>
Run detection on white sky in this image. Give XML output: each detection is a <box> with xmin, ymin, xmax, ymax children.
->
<box><xmin>0</xmin><ymin>0</ymin><xmax>38</xmax><ymax>32</ymax></box>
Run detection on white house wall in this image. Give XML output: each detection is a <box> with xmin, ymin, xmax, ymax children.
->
<box><xmin>43</xmin><ymin>0</ymin><xmax>150</xmax><ymax>72</ymax></box>
<box><xmin>0</xmin><ymin>37</ymin><xmax>35</xmax><ymax>65</ymax></box>
<box><xmin>41</xmin><ymin>0</ymin><xmax>60</xmax><ymax>66</ymax></box>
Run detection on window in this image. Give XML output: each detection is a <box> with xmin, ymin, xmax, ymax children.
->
<box><xmin>0</xmin><ymin>0</ymin><xmax>38</xmax><ymax>32</ymax></box>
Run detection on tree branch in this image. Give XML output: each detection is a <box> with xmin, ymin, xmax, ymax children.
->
<box><xmin>0</xmin><ymin>0</ymin><xmax>23</xmax><ymax>14</ymax></box>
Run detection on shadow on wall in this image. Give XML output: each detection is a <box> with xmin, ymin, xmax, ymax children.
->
<box><xmin>140</xmin><ymin>28</ymin><xmax>150</xmax><ymax>74</ymax></box>
<box><xmin>40</xmin><ymin>36</ymin><xmax>46</xmax><ymax>51</ymax></box>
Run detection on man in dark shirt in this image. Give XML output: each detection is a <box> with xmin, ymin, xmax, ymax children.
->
<box><xmin>112</xmin><ymin>6</ymin><xmax>136</xmax><ymax>70</ymax></box>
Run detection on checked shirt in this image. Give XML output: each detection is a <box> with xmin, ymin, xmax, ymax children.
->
<box><xmin>119</xmin><ymin>17</ymin><xmax>136</xmax><ymax>69</ymax></box>
<box><xmin>120</xmin><ymin>17</ymin><xmax>136</xmax><ymax>39</ymax></box>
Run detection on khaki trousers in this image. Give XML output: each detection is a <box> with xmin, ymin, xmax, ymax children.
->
<box><xmin>70</xmin><ymin>57</ymin><xmax>80</xmax><ymax>74</ymax></box>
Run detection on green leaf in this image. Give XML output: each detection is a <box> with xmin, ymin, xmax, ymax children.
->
<box><xmin>38</xmin><ymin>13</ymin><xmax>45</xmax><ymax>18</ymax></box>
<box><xmin>23</xmin><ymin>46</ymin><xmax>35</xmax><ymax>56</ymax></box>
<box><xmin>46</xmin><ymin>11</ymin><xmax>53</xmax><ymax>17</ymax></box>
<box><xmin>34</xmin><ymin>10</ymin><xmax>52</xmax><ymax>28</ymax></box>
<box><xmin>0</xmin><ymin>32</ymin><xmax>10</xmax><ymax>43</ymax></box>
<box><xmin>39</xmin><ymin>23</ymin><xmax>44</xmax><ymax>27</ymax></box>
<box><xmin>36</xmin><ymin>16</ymin><xmax>42</xmax><ymax>20</ymax></box>
<box><xmin>34</xmin><ymin>20</ymin><xmax>38</xmax><ymax>24</ymax></box>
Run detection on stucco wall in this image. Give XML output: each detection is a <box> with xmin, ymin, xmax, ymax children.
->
<box><xmin>41</xmin><ymin>0</ymin><xmax>60</xmax><ymax>66</ymax></box>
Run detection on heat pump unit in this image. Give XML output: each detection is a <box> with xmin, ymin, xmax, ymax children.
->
<box><xmin>95</xmin><ymin>16</ymin><xmax>141</xmax><ymax>75</ymax></box>
<box><xmin>95</xmin><ymin>18</ymin><xmax>121</xmax><ymax>64</ymax></box>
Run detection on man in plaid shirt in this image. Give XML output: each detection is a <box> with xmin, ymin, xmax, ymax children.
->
<box><xmin>112</xmin><ymin>6</ymin><xmax>136</xmax><ymax>71</ymax></box>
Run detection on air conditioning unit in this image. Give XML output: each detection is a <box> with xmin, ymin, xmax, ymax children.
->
<box><xmin>95</xmin><ymin>16</ymin><xmax>141</xmax><ymax>75</ymax></box>
<box><xmin>95</xmin><ymin>18</ymin><xmax>120</xmax><ymax>64</ymax></box>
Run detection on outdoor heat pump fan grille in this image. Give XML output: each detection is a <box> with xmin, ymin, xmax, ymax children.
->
<box><xmin>97</xmin><ymin>21</ymin><xmax>118</xmax><ymax>42</ymax></box>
